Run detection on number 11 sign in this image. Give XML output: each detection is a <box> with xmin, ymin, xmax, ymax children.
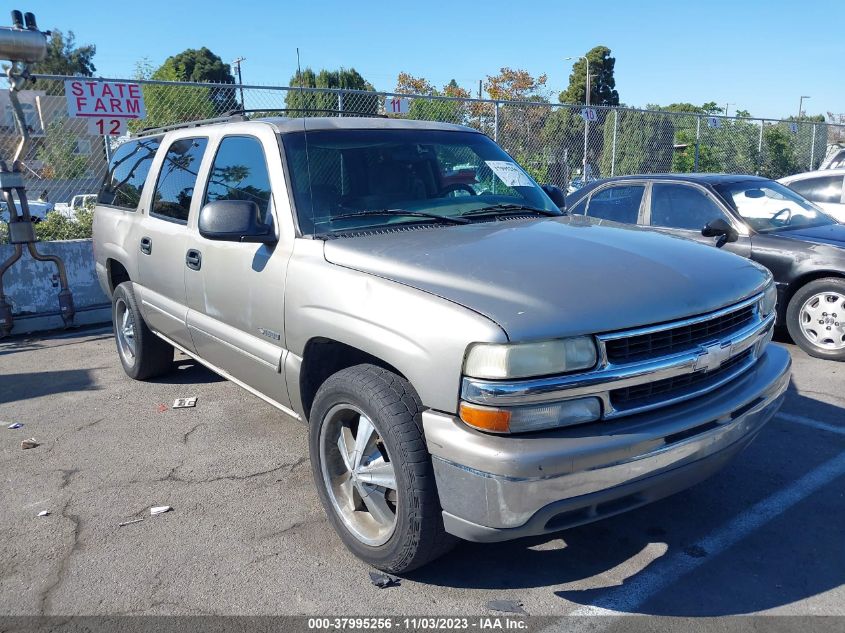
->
<box><xmin>385</xmin><ymin>97</ymin><xmax>410</xmax><ymax>115</ymax></box>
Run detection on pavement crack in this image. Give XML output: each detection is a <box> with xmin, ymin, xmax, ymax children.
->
<box><xmin>181</xmin><ymin>422</ymin><xmax>206</xmax><ymax>445</ymax></box>
<box><xmin>38</xmin><ymin>497</ymin><xmax>82</xmax><ymax>614</ymax></box>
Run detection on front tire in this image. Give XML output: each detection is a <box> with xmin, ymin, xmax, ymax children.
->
<box><xmin>309</xmin><ymin>364</ymin><xmax>456</xmax><ymax>573</ymax></box>
<box><xmin>786</xmin><ymin>278</ymin><xmax>845</xmax><ymax>361</ymax></box>
<box><xmin>112</xmin><ymin>281</ymin><xmax>174</xmax><ymax>379</ymax></box>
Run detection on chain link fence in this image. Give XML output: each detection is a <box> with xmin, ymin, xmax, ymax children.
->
<box><xmin>2</xmin><ymin>74</ymin><xmax>843</xmax><ymax>239</ymax></box>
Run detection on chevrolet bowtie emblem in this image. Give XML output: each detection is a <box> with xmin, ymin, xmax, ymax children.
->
<box><xmin>694</xmin><ymin>342</ymin><xmax>734</xmax><ymax>372</ymax></box>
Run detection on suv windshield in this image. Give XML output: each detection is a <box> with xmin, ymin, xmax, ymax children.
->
<box><xmin>715</xmin><ymin>179</ymin><xmax>834</xmax><ymax>233</ymax></box>
<box><xmin>281</xmin><ymin>128</ymin><xmax>560</xmax><ymax>235</ymax></box>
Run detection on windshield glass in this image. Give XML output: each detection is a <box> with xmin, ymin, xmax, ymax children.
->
<box><xmin>715</xmin><ymin>180</ymin><xmax>834</xmax><ymax>233</ymax></box>
<box><xmin>281</xmin><ymin>128</ymin><xmax>560</xmax><ymax>235</ymax></box>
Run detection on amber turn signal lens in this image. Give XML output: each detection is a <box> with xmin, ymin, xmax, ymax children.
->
<box><xmin>459</xmin><ymin>402</ymin><xmax>511</xmax><ymax>433</ymax></box>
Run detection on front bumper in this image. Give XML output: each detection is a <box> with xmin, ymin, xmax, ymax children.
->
<box><xmin>423</xmin><ymin>344</ymin><xmax>791</xmax><ymax>542</ymax></box>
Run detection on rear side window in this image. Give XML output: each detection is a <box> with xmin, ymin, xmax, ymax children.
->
<box><xmin>788</xmin><ymin>176</ymin><xmax>843</xmax><ymax>204</ymax></box>
<box><xmin>204</xmin><ymin>136</ymin><xmax>273</xmax><ymax>223</ymax></box>
<box><xmin>586</xmin><ymin>185</ymin><xmax>644</xmax><ymax>223</ymax></box>
<box><xmin>650</xmin><ymin>184</ymin><xmax>726</xmax><ymax>230</ymax></box>
<box><xmin>98</xmin><ymin>137</ymin><xmax>161</xmax><ymax>210</ymax></box>
<box><xmin>151</xmin><ymin>137</ymin><xmax>208</xmax><ymax>223</ymax></box>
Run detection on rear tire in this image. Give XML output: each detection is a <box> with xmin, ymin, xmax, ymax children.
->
<box><xmin>112</xmin><ymin>281</ymin><xmax>173</xmax><ymax>379</ymax></box>
<box><xmin>309</xmin><ymin>364</ymin><xmax>456</xmax><ymax>573</ymax></box>
<box><xmin>786</xmin><ymin>278</ymin><xmax>845</xmax><ymax>361</ymax></box>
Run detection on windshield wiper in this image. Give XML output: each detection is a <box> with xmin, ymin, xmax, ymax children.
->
<box><xmin>330</xmin><ymin>209</ymin><xmax>469</xmax><ymax>225</ymax></box>
<box><xmin>461</xmin><ymin>204</ymin><xmax>560</xmax><ymax>219</ymax></box>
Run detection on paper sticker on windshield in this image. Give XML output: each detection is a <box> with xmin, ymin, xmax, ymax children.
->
<box><xmin>485</xmin><ymin>161</ymin><xmax>533</xmax><ymax>188</ymax></box>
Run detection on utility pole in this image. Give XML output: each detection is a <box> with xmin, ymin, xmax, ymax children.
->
<box><xmin>798</xmin><ymin>95</ymin><xmax>811</xmax><ymax>120</ymax></box>
<box><xmin>232</xmin><ymin>57</ymin><xmax>246</xmax><ymax>109</ymax></box>
<box><xmin>724</xmin><ymin>102</ymin><xmax>734</xmax><ymax>118</ymax></box>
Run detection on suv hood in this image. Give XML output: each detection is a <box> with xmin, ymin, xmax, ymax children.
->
<box><xmin>323</xmin><ymin>217</ymin><xmax>770</xmax><ymax>340</ymax></box>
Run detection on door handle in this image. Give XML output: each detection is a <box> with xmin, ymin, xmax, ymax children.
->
<box><xmin>139</xmin><ymin>236</ymin><xmax>152</xmax><ymax>255</ymax></box>
<box><xmin>185</xmin><ymin>248</ymin><xmax>202</xmax><ymax>271</ymax></box>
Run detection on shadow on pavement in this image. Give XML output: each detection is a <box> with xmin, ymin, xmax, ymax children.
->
<box><xmin>0</xmin><ymin>368</ymin><xmax>100</xmax><ymax>404</ymax></box>
<box><xmin>148</xmin><ymin>360</ymin><xmax>225</xmax><ymax>385</ymax></box>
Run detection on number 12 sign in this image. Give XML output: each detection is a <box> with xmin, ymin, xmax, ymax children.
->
<box><xmin>65</xmin><ymin>79</ymin><xmax>146</xmax><ymax>136</ymax></box>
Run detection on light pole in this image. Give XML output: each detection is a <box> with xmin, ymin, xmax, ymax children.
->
<box><xmin>724</xmin><ymin>102</ymin><xmax>735</xmax><ymax>118</ymax></box>
<box><xmin>232</xmin><ymin>57</ymin><xmax>246</xmax><ymax>110</ymax></box>
<box><xmin>566</xmin><ymin>55</ymin><xmax>591</xmax><ymax>179</ymax></box>
<box><xmin>798</xmin><ymin>95</ymin><xmax>811</xmax><ymax>120</ymax></box>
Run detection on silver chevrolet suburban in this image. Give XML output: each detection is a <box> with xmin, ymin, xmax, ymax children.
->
<box><xmin>93</xmin><ymin>116</ymin><xmax>791</xmax><ymax>572</ymax></box>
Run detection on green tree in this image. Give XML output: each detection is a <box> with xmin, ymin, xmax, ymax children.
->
<box><xmin>36</xmin><ymin>120</ymin><xmax>87</xmax><ymax>179</ymax></box>
<box><xmin>285</xmin><ymin>67</ymin><xmax>377</xmax><ymax>116</ymax></box>
<box><xmin>394</xmin><ymin>73</ymin><xmax>470</xmax><ymax>124</ymax></box>
<box><xmin>152</xmin><ymin>47</ymin><xmax>238</xmax><ymax>112</ymax></box>
<box><xmin>760</xmin><ymin>124</ymin><xmax>801</xmax><ymax>178</ymax></box>
<box><xmin>29</xmin><ymin>30</ymin><xmax>96</xmax><ymax>95</ymax></box>
<box><xmin>559</xmin><ymin>46</ymin><xmax>619</xmax><ymax>106</ymax></box>
<box><xmin>132</xmin><ymin>49</ymin><xmax>236</xmax><ymax>130</ymax></box>
<box><xmin>601</xmin><ymin>110</ymin><xmax>674</xmax><ymax>175</ymax></box>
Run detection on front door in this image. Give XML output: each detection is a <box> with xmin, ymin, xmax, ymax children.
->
<box><xmin>135</xmin><ymin>136</ymin><xmax>209</xmax><ymax>351</ymax></box>
<box><xmin>184</xmin><ymin>132</ymin><xmax>294</xmax><ymax>408</ymax></box>
<box><xmin>645</xmin><ymin>182</ymin><xmax>752</xmax><ymax>258</ymax></box>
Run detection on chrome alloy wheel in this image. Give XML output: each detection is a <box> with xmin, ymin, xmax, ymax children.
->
<box><xmin>319</xmin><ymin>404</ymin><xmax>398</xmax><ymax>546</ymax></box>
<box><xmin>799</xmin><ymin>291</ymin><xmax>845</xmax><ymax>350</ymax></box>
<box><xmin>114</xmin><ymin>297</ymin><xmax>137</xmax><ymax>362</ymax></box>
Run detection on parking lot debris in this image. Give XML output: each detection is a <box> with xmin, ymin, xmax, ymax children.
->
<box><xmin>118</xmin><ymin>518</ymin><xmax>145</xmax><ymax>527</ymax></box>
<box><xmin>173</xmin><ymin>397</ymin><xmax>198</xmax><ymax>409</ymax></box>
<box><xmin>7</xmin><ymin>422</ymin><xmax>23</xmax><ymax>429</ymax></box>
<box><xmin>157</xmin><ymin>404</ymin><xmax>168</xmax><ymax>413</ymax></box>
<box><xmin>20</xmin><ymin>438</ymin><xmax>39</xmax><ymax>450</ymax></box>
<box><xmin>150</xmin><ymin>505</ymin><xmax>173</xmax><ymax>516</ymax></box>
<box><xmin>37</xmin><ymin>511</ymin><xmax>50</xmax><ymax>517</ymax></box>
<box><xmin>486</xmin><ymin>600</ymin><xmax>527</xmax><ymax>615</ymax></box>
<box><xmin>368</xmin><ymin>571</ymin><xmax>400</xmax><ymax>588</ymax></box>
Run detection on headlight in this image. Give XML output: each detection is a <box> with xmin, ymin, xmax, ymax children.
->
<box><xmin>460</xmin><ymin>397</ymin><xmax>602</xmax><ymax>434</ymax></box>
<box><xmin>464</xmin><ymin>337</ymin><xmax>597</xmax><ymax>379</ymax></box>
<box><xmin>760</xmin><ymin>283</ymin><xmax>777</xmax><ymax>317</ymax></box>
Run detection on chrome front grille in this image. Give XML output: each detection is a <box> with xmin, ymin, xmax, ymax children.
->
<box><xmin>610</xmin><ymin>348</ymin><xmax>754</xmax><ymax>412</ymax></box>
<box><xmin>604</xmin><ymin>304</ymin><xmax>756</xmax><ymax>364</ymax></box>
<box><xmin>460</xmin><ymin>291</ymin><xmax>776</xmax><ymax>425</ymax></box>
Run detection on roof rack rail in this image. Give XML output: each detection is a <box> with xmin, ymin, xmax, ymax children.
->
<box><xmin>225</xmin><ymin>108</ymin><xmax>388</xmax><ymax>119</ymax></box>
<box><xmin>133</xmin><ymin>114</ymin><xmax>246</xmax><ymax>137</ymax></box>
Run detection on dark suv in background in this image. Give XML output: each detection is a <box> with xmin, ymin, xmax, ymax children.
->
<box><xmin>565</xmin><ymin>174</ymin><xmax>845</xmax><ymax>361</ymax></box>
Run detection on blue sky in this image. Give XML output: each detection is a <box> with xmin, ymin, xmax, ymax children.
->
<box><xmin>18</xmin><ymin>0</ymin><xmax>845</xmax><ymax>120</ymax></box>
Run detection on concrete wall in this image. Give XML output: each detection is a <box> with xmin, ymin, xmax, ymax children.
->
<box><xmin>0</xmin><ymin>239</ymin><xmax>110</xmax><ymax>336</ymax></box>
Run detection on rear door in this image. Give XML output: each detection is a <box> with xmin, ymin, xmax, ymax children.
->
<box><xmin>582</xmin><ymin>183</ymin><xmax>646</xmax><ymax>224</ymax></box>
<box><xmin>183</xmin><ymin>128</ymin><xmax>295</xmax><ymax>408</ymax></box>
<box><xmin>645</xmin><ymin>182</ymin><xmax>752</xmax><ymax>258</ymax></box>
<box><xmin>135</xmin><ymin>136</ymin><xmax>209</xmax><ymax>351</ymax></box>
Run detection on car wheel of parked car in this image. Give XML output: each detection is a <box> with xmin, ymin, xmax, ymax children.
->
<box><xmin>112</xmin><ymin>281</ymin><xmax>174</xmax><ymax>379</ymax></box>
<box><xmin>786</xmin><ymin>278</ymin><xmax>845</xmax><ymax>361</ymax></box>
<box><xmin>309</xmin><ymin>364</ymin><xmax>456</xmax><ymax>573</ymax></box>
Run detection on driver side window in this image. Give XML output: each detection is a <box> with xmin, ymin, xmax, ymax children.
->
<box><xmin>650</xmin><ymin>184</ymin><xmax>727</xmax><ymax>231</ymax></box>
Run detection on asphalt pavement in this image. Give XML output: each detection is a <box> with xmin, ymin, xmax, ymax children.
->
<box><xmin>1</xmin><ymin>326</ymin><xmax>843</xmax><ymax>618</ymax></box>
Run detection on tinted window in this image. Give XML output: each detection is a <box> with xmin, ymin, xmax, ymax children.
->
<box><xmin>586</xmin><ymin>185</ymin><xmax>644</xmax><ymax>223</ymax></box>
<box><xmin>568</xmin><ymin>197</ymin><xmax>587</xmax><ymax>215</ymax></box>
<box><xmin>650</xmin><ymin>184</ymin><xmax>725</xmax><ymax>230</ymax></box>
<box><xmin>788</xmin><ymin>176</ymin><xmax>843</xmax><ymax>204</ymax></box>
<box><xmin>204</xmin><ymin>136</ymin><xmax>273</xmax><ymax>223</ymax></box>
<box><xmin>151</xmin><ymin>137</ymin><xmax>208</xmax><ymax>223</ymax></box>
<box><xmin>98</xmin><ymin>137</ymin><xmax>161</xmax><ymax>210</ymax></box>
<box><xmin>282</xmin><ymin>129</ymin><xmax>559</xmax><ymax>235</ymax></box>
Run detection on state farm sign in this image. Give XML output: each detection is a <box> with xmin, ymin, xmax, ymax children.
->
<box><xmin>65</xmin><ymin>80</ymin><xmax>146</xmax><ymax>136</ymax></box>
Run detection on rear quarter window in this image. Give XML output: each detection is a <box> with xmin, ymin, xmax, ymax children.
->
<box><xmin>98</xmin><ymin>137</ymin><xmax>162</xmax><ymax>210</ymax></box>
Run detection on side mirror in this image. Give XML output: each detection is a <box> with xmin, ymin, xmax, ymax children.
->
<box><xmin>702</xmin><ymin>218</ymin><xmax>738</xmax><ymax>248</ymax></box>
<box><xmin>541</xmin><ymin>184</ymin><xmax>567</xmax><ymax>211</ymax></box>
<box><xmin>198</xmin><ymin>200</ymin><xmax>275</xmax><ymax>243</ymax></box>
